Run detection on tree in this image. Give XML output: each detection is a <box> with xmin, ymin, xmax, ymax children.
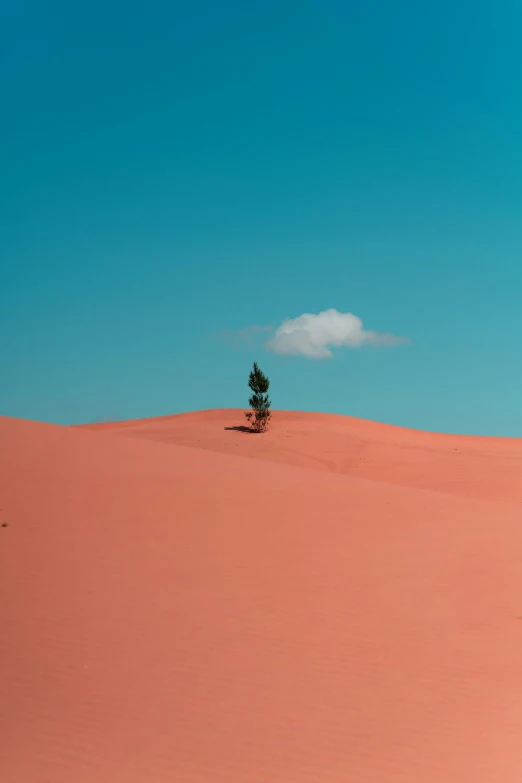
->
<box><xmin>245</xmin><ymin>362</ymin><xmax>271</xmax><ymax>432</ymax></box>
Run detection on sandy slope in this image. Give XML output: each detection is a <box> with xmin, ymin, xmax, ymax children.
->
<box><xmin>2</xmin><ymin>411</ymin><xmax>522</xmax><ymax>782</ymax></box>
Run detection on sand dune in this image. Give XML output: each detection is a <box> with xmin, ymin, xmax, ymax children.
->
<box><xmin>2</xmin><ymin>410</ymin><xmax>522</xmax><ymax>781</ymax></box>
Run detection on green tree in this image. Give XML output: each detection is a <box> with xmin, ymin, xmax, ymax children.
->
<box><xmin>245</xmin><ymin>361</ymin><xmax>271</xmax><ymax>432</ymax></box>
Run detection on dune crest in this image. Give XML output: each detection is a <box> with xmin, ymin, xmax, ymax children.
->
<box><xmin>83</xmin><ymin>408</ymin><xmax>522</xmax><ymax>505</ymax></box>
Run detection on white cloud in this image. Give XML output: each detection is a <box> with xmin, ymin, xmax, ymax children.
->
<box><xmin>265</xmin><ymin>308</ymin><xmax>407</xmax><ymax>359</ymax></box>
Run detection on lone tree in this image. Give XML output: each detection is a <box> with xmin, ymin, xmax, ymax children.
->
<box><xmin>245</xmin><ymin>362</ymin><xmax>271</xmax><ymax>432</ymax></box>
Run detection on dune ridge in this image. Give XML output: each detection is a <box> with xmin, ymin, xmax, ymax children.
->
<box><xmin>82</xmin><ymin>408</ymin><xmax>522</xmax><ymax>505</ymax></box>
<box><xmin>2</xmin><ymin>410</ymin><xmax>522</xmax><ymax>781</ymax></box>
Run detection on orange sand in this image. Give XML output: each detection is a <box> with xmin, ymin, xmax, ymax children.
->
<box><xmin>2</xmin><ymin>409</ymin><xmax>522</xmax><ymax>781</ymax></box>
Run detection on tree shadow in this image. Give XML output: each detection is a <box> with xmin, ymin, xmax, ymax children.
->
<box><xmin>224</xmin><ymin>425</ymin><xmax>257</xmax><ymax>434</ymax></box>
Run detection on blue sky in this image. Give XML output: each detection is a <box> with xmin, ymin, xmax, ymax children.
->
<box><xmin>2</xmin><ymin>0</ymin><xmax>522</xmax><ymax>435</ymax></box>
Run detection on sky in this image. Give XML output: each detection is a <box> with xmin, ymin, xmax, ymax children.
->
<box><xmin>2</xmin><ymin>0</ymin><xmax>522</xmax><ymax>435</ymax></box>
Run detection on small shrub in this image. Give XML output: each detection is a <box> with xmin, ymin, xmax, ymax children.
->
<box><xmin>245</xmin><ymin>362</ymin><xmax>271</xmax><ymax>432</ymax></box>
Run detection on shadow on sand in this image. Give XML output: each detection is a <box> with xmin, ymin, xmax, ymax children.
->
<box><xmin>224</xmin><ymin>425</ymin><xmax>257</xmax><ymax>434</ymax></box>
